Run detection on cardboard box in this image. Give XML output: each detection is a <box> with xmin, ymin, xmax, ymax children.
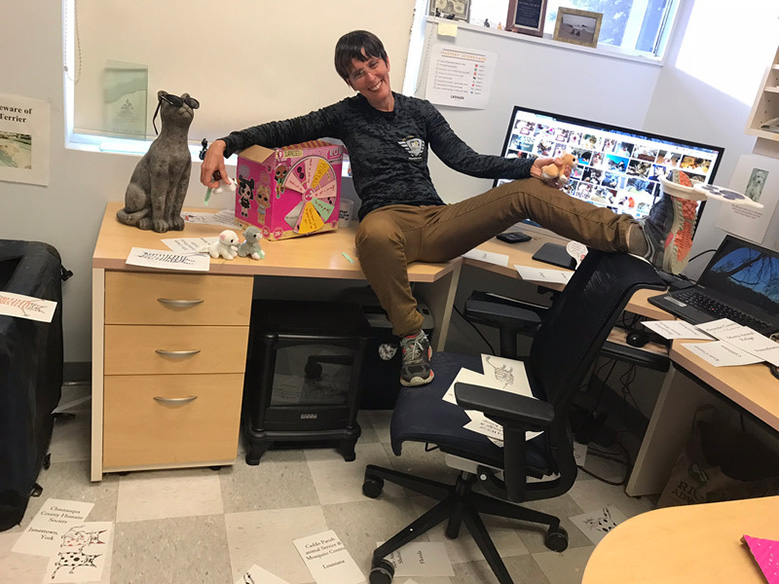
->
<box><xmin>235</xmin><ymin>141</ymin><xmax>344</xmax><ymax>240</ymax></box>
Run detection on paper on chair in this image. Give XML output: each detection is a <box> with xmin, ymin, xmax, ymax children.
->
<box><xmin>0</xmin><ymin>291</ymin><xmax>57</xmax><ymax>323</ymax></box>
<box><xmin>682</xmin><ymin>341</ymin><xmax>763</xmax><ymax>367</ymax></box>
<box><xmin>293</xmin><ymin>530</ymin><xmax>364</xmax><ymax>584</ymax></box>
<box><xmin>515</xmin><ymin>265</ymin><xmax>572</xmax><ymax>284</ymax></box>
<box><xmin>642</xmin><ymin>320</ymin><xmax>713</xmax><ymax>340</ymax></box>
<box><xmin>235</xmin><ymin>564</ymin><xmax>289</xmax><ymax>584</ymax></box>
<box><xmin>126</xmin><ymin>247</ymin><xmax>210</xmax><ymax>272</ymax></box>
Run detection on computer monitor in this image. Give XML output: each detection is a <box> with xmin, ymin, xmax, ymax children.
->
<box><xmin>495</xmin><ymin>105</ymin><xmax>725</xmax><ymax>224</ymax></box>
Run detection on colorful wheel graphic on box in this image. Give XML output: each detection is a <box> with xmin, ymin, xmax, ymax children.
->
<box><xmin>281</xmin><ymin>156</ymin><xmax>339</xmax><ymax>234</ymax></box>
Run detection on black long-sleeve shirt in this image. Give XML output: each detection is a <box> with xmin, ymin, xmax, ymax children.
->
<box><xmin>221</xmin><ymin>92</ymin><xmax>534</xmax><ymax>219</ymax></box>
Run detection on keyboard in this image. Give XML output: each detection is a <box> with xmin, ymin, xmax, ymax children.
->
<box><xmin>674</xmin><ymin>289</ymin><xmax>770</xmax><ymax>331</ymax></box>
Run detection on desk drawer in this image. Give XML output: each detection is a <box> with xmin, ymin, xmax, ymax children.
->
<box><xmin>103</xmin><ymin>374</ymin><xmax>243</xmax><ymax>468</ymax></box>
<box><xmin>105</xmin><ymin>271</ymin><xmax>252</xmax><ymax>325</ymax></box>
<box><xmin>104</xmin><ymin>325</ymin><xmax>249</xmax><ymax>375</ymax></box>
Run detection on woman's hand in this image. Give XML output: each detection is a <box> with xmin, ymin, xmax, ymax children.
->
<box><xmin>530</xmin><ymin>156</ymin><xmax>572</xmax><ymax>188</ymax></box>
<box><xmin>200</xmin><ymin>139</ymin><xmax>230</xmax><ymax>188</ymax></box>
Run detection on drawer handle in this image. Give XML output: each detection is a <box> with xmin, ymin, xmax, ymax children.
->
<box><xmin>155</xmin><ymin>349</ymin><xmax>201</xmax><ymax>358</ymax></box>
<box><xmin>153</xmin><ymin>395</ymin><xmax>198</xmax><ymax>405</ymax></box>
<box><xmin>157</xmin><ymin>298</ymin><xmax>205</xmax><ymax>308</ymax></box>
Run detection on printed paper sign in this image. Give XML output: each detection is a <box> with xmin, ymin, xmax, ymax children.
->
<box><xmin>380</xmin><ymin>542</ymin><xmax>454</xmax><ymax>577</ymax></box>
<box><xmin>462</xmin><ymin>249</ymin><xmax>509</xmax><ymax>267</ymax></box>
<box><xmin>0</xmin><ymin>93</ymin><xmax>51</xmax><ymax>186</ymax></box>
<box><xmin>180</xmin><ymin>210</ymin><xmax>242</xmax><ymax>228</ymax></box>
<box><xmin>293</xmin><ymin>530</ymin><xmax>364</xmax><ymax>584</ymax></box>
<box><xmin>515</xmin><ymin>265</ymin><xmax>572</xmax><ymax>284</ymax></box>
<box><xmin>642</xmin><ymin>320</ymin><xmax>713</xmax><ymax>340</ymax></box>
<box><xmin>682</xmin><ymin>341</ymin><xmax>763</xmax><ymax>367</ymax></box>
<box><xmin>569</xmin><ymin>506</ymin><xmax>628</xmax><ymax>545</ymax></box>
<box><xmin>125</xmin><ymin>247</ymin><xmax>210</xmax><ymax>272</ymax></box>
<box><xmin>12</xmin><ymin>499</ymin><xmax>94</xmax><ymax>556</ymax></box>
<box><xmin>161</xmin><ymin>236</ymin><xmax>218</xmax><ymax>253</ymax></box>
<box><xmin>234</xmin><ymin>564</ymin><xmax>289</xmax><ymax>584</ymax></box>
<box><xmin>45</xmin><ymin>521</ymin><xmax>112</xmax><ymax>582</ymax></box>
<box><xmin>0</xmin><ymin>291</ymin><xmax>57</xmax><ymax>322</ymax></box>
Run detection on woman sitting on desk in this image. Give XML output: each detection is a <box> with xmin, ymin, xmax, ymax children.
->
<box><xmin>201</xmin><ymin>30</ymin><xmax>684</xmax><ymax>389</ymax></box>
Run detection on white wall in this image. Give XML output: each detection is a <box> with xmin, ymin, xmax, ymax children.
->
<box><xmin>1</xmin><ymin>0</ymin><xmax>778</xmax><ymax>364</ymax></box>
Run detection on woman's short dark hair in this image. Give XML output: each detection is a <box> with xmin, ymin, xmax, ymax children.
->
<box><xmin>334</xmin><ymin>30</ymin><xmax>387</xmax><ymax>82</ymax></box>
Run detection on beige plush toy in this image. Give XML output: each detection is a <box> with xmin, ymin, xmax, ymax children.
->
<box><xmin>541</xmin><ymin>153</ymin><xmax>576</xmax><ymax>185</ymax></box>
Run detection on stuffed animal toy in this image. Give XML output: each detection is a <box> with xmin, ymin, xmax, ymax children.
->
<box><xmin>541</xmin><ymin>153</ymin><xmax>576</xmax><ymax>185</ymax></box>
<box><xmin>237</xmin><ymin>226</ymin><xmax>265</xmax><ymax>260</ymax></box>
<box><xmin>201</xmin><ymin>229</ymin><xmax>239</xmax><ymax>260</ymax></box>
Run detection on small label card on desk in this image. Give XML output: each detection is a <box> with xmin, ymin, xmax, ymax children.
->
<box><xmin>12</xmin><ymin>499</ymin><xmax>94</xmax><ymax>556</ymax></box>
<box><xmin>293</xmin><ymin>530</ymin><xmax>364</xmax><ymax>584</ymax></box>
<box><xmin>126</xmin><ymin>247</ymin><xmax>210</xmax><ymax>272</ymax></box>
<box><xmin>0</xmin><ymin>291</ymin><xmax>57</xmax><ymax>323</ymax></box>
<box><xmin>515</xmin><ymin>265</ymin><xmax>572</xmax><ymax>284</ymax></box>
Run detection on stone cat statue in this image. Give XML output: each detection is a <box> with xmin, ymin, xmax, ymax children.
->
<box><xmin>116</xmin><ymin>90</ymin><xmax>199</xmax><ymax>232</ymax></box>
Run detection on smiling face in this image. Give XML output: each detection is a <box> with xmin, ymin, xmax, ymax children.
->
<box><xmin>347</xmin><ymin>53</ymin><xmax>393</xmax><ymax>111</ymax></box>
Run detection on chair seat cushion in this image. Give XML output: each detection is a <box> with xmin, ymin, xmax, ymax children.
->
<box><xmin>389</xmin><ymin>352</ymin><xmax>552</xmax><ymax>474</ymax></box>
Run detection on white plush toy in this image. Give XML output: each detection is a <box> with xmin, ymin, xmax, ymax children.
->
<box><xmin>201</xmin><ymin>229</ymin><xmax>239</xmax><ymax>260</ymax></box>
<box><xmin>237</xmin><ymin>225</ymin><xmax>265</xmax><ymax>260</ymax></box>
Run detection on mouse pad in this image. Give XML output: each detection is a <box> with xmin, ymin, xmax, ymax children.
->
<box><xmin>532</xmin><ymin>242</ymin><xmax>576</xmax><ymax>270</ymax></box>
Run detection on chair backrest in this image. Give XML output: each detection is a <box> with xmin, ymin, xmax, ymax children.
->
<box><xmin>527</xmin><ymin>250</ymin><xmax>664</xmax><ymax>416</ymax></box>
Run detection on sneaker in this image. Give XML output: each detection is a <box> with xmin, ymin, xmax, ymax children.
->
<box><xmin>399</xmin><ymin>330</ymin><xmax>434</xmax><ymax>387</ymax></box>
<box><xmin>640</xmin><ymin>170</ymin><xmax>706</xmax><ymax>274</ymax></box>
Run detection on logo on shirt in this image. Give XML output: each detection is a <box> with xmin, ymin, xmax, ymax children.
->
<box><xmin>398</xmin><ymin>136</ymin><xmax>425</xmax><ymax>160</ymax></box>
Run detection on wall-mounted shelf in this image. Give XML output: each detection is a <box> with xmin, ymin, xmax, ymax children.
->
<box><xmin>746</xmin><ymin>46</ymin><xmax>779</xmax><ymax>141</ymax></box>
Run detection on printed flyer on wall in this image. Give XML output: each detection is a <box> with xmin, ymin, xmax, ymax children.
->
<box><xmin>0</xmin><ymin>93</ymin><xmax>51</xmax><ymax>186</ymax></box>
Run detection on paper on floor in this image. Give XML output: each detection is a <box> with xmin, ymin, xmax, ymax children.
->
<box><xmin>378</xmin><ymin>541</ymin><xmax>454</xmax><ymax>577</ymax></box>
<box><xmin>293</xmin><ymin>530</ymin><xmax>364</xmax><ymax>584</ymax></box>
<box><xmin>234</xmin><ymin>564</ymin><xmax>289</xmax><ymax>584</ymax></box>
<box><xmin>12</xmin><ymin>499</ymin><xmax>94</xmax><ymax>556</ymax></box>
<box><xmin>45</xmin><ymin>521</ymin><xmax>112</xmax><ymax>583</ymax></box>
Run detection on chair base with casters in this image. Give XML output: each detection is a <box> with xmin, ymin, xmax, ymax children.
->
<box><xmin>360</xmin><ymin>251</ymin><xmax>665</xmax><ymax>584</ymax></box>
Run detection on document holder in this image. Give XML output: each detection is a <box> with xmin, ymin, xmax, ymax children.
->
<box><xmin>532</xmin><ymin>242</ymin><xmax>576</xmax><ymax>270</ymax></box>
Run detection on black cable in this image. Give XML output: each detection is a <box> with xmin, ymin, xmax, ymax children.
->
<box><xmin>453</xmin><ymin>303</ymin><xmax>496</xmax><ymax>355</ymax></box>
<box><xmin>686</xmin><ymin>247</ymin><xmax>717</xmax><ymax>264</ymax></box>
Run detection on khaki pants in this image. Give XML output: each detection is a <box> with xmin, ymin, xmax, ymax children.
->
<box><xmin>355</xmin><ymin>177</ymin><xmax>636</xmax><ymax>337</ymax></box>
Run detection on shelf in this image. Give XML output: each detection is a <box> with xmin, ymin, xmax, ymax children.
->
<box><xmin>746</xmin><ymin>45</ymin><xmax>779</xmax><ymax>141</ymax></box>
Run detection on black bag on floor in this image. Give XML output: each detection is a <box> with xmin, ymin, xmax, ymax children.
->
<box><xmin>0</xmin><ymin>241</ymin><xmax>66</xmax><ymax>531</ymax></box>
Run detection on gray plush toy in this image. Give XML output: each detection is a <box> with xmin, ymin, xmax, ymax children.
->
<box><xmin>116</xmin><ymin>90</ymin><xmax>199</xmax><ymax>233</ymax></box>
<box><xmin>237</xmin><ymin>226</ymin><xmax>265</xmax><ymax>260</ymax></box>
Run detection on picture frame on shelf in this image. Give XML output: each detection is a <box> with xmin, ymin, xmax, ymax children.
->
<box><xmin>553</xmin><ymin>8</ymin><xmax>602</xmax><ymax>48</ymax></box>
<box><xmin>429</xmin><ymin>0</ymin><xmax>471</xmax><ymax>22</ymax></box>
<box><xmin>506</xmin><ymin>0</ymin><xmax>548</xmax><ymax>38</ymax></box>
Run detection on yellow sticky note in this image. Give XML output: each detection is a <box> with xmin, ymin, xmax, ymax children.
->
<box><xmin>437</xmin><ymin>22</ymin><xmax>458</xmax><ymax>37</ymax></box>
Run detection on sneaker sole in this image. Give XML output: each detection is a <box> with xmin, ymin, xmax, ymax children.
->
<box><xmin>399</xmin><ymin>346</ymin><xmax>434</xmax><ymax>387</ymax></box>
<box><xmin>663</xmin><ymin>196</ymin><xmax>698</xmax><ymax>274</ymax></box>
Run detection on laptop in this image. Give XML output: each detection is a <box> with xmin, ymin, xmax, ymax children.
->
<box><xmin>648</xmin><ymin>235</ymin><xmax>779</xmax><ymax>336</ymax></box>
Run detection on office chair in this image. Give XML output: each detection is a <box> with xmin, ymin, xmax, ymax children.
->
<box><xmin>361</xmin><ymin>250</ymin><xmax>664</xmax><ymax>584</ymax></box>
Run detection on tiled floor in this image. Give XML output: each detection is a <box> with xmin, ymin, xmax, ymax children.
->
<box><xmin>0</xmin><ymin>385</ymin><xmax>657</xmax><ymax>584</ymax></box>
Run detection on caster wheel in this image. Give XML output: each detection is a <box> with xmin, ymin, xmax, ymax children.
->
<box><xmin>545</xmin><ymin>526</ymin><xmax>568</xmax><ymax>552</ymax></box>
<box><xmin>369</xmin><ymin>559</ymin><xmax>395</xmax><ymax>584</ymax></box>
<box><xmin>362</xmin><ymin>476</ymin><xmax>384</xmax><ymax>498</ymax></box>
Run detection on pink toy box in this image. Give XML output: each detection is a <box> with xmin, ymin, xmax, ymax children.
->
<box><xmin>235</xmin><ymin>140</ymin><xmax>344</xmax><ymax>241</ymax></box>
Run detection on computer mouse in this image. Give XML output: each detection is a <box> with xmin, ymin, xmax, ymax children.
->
<box><xmin>626</xmin><ymin>330</ymin><xmax>649</xmax><ymax>347</ymax></box>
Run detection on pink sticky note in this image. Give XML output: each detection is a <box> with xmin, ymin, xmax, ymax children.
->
<box><xmin>743</xmin><ymin>535</ymin><xmax>779</xmax><ymax>584</ymax></box>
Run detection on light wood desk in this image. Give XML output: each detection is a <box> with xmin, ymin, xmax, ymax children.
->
<box><xmin>91</xmin><ymin>202</ymin><xmax>460</xmax><ymax>481</ymax></box>
<box><xmin>465</xmin><ymin>233</ymin><xmax>779</xmax><ymax>496</ymax></box>
<box><xmin>582</xmin><ymin>496</ymin><xmax>779</xmax><ymax>583</ymax></box>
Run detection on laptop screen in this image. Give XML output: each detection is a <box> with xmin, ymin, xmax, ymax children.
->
<box><xmin>698</xmin><ymin>236</ymin><xmax>779</xmax><ymax>317</ymax></box>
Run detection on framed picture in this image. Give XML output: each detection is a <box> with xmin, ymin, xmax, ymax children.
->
<box><xmin>429</xmin><ymin>0</ymin><xmax>471</xmax><ymax>22</ymax></box>
<box><xmin>506</xmin><ymin>0</ymin><xmax>548</xmax><ymax>37</ymax></box>
<box><xmin>553</xmin><ymin>8</ymin><xmax>602</xmax><ymax>48</ymax></box>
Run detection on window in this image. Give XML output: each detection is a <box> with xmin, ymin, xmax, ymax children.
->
<box><xmin>451</xmin><ymin>0</ymin><xmax>680</xmax><ymax>59</ymax></box>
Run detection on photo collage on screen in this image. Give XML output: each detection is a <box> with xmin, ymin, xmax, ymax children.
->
<box><xmin>498</xmin><ymin>112</ymin><xmax>718</xmax><ymax>220</ymax></box>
